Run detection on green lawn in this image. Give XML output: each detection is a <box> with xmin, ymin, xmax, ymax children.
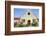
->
<box><xmin>15</xmin><ymin>23</ymin><xmax>38</xmax><ymax>27</ymax></box>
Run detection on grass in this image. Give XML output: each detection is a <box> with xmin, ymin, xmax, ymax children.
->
<box><xmin>16</xmin><ymin>24</ymin><xmax>27</xmax><ymax>27</ymax></box>
<box><xmin>15</xmin><ymin>23</ymin><xmax>38</xmax><ymax>27</ymax></box>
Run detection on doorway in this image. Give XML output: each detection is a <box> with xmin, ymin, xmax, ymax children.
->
<box><xmin>27</xmin><ymin>20</ymin><xmax>31</xmax><ymax>24</ymax></box>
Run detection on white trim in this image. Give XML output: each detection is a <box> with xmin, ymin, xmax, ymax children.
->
<box><xmin>11</xmin><ymin>5</ymin><xmax>42</xmax><ymax>31</ymax></box>
<box><xmin>11</xmin><ymin>5</ymin><xmax>41</xmax><ymax>9</ymax></box>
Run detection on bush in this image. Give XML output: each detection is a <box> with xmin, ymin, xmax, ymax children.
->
<box><xmin>32</xmin><ymin>22</ymin><xmax>38</xmax><ymax>26</ymax></box>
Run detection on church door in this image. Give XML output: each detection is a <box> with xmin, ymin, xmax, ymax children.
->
<box><xmin>27</xmin><ymin>20</ymin><xmax>31</xmax><ymax>24</ymax></box>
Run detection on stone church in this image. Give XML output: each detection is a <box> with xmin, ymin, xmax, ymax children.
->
<box><xmin>21</xmin><ymin>10</ymin><xmax>38</xmax><ymax>24</ymax></box>
<box><xmin>14</xmin><ymin>10</ymin><xmax>38</xmax><ymax>25</ymax></box>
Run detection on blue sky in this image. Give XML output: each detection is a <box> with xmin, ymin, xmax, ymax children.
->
<box><xmin>14</xmin><ymin>8</ymin><xmax>39</xmax><ymax>18</ymax></box>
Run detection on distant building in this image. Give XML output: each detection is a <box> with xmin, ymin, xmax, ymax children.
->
<box><xmin>14</xmin><ymin>17</ymin><xmax>20</xmax><ymax>24</ymax></box>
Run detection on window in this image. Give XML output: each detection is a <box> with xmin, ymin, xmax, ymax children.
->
<box><xmin>28</xmin><ymin>12</ymin><xmax>30</xmax><ymax>15</ymax></box>
<box><xmin>22</xmin><ymin>19</ymin><xmax>25</xmax><ymax>22</ymax></box>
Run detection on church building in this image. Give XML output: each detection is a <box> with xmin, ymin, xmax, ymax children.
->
<box><xmin>14</xmin><ymin>10</ymin><xmax>38</xmax><ymax>26</ymax></box>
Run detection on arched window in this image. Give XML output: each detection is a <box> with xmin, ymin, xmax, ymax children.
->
<box><xmin>22</xmin><ymin>19</ymin><xmax>25</xmax><ymax>22</ymax></box>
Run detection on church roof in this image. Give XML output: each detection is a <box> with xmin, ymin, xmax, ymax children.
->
<box><xmin>14</xmin><ymin>17</ymin><xmax>20</xmax><ymax>20</ymax></box>
<box><xmin>21</xmin><ymin>9</ymin><xmax>38</xmax><ymax>19</ymax></box>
